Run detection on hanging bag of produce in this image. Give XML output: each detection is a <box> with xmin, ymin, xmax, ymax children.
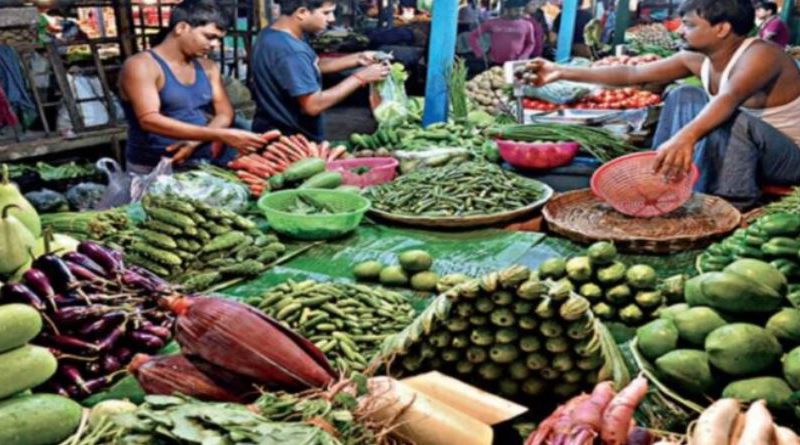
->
<box><xmin>372</xmin><ymin>265</ymin><xmax>630</xmax><ymax>404</ymax></box>
<box><xmin>370</xmin><ymin>63</ymin><xmax>410</xmax><ymax>127</ymax></box>
<box><xmin>94</xmin><ymin>158</ymin><xmax>132</xmax><ymax>210</ymax></box>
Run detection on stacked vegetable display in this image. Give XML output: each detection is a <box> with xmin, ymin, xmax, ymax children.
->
<box><xmin>625</xmin><ymin>23</ymin><xmax>680</xmax><ymax>57</ymax></box>
<box><xmin>0</xmin><ymin>241</ymin><xmax>175</xmax><ymax>400</ymax></box>
<box><xmin>377</xmin><ymin>265</ymin><xmax>622</xmax><ymax>403</ymax></box>
<box><xmin>698</xmin><ymin>212</ymin><xmax>800</xmax><ymax>281</ymax></box>
<box><xmin>635</xmin><ymin>258</ymin><xmax>800</xmax><ymax>410</ymax></box>
<box><xmin>227</xmin><ymin>130</ymin><xmax>347</xmax><ymax>196</ymax></box>
<box><xmin>364</xmin><ymin>161</ymin><xmax>546</xmax><ymax>217</ymax></box>
<box><xmin>0</xmin><ymin>303</ymin><xmax>83</xmax><ymax>445</ymax></box>
<box><xmin>245</xmin><ymin>280</ymin><xmax>415</xmax><ymax>373</ymax></box>
<box><xmin>125</xmin><ymin>195</ymin><xmax>287</xmax><ymax>291</ymax></box>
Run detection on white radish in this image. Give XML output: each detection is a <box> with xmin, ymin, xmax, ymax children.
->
<box><xmin>737</xmin><ymin>400</ymin><xmax>776</xmax><ymax>445</ymax></box>
<box><xmin>775</xmin><ymin>425</ymin><xmax>800</xmax><ymax>445</ymax></box>
<box><xmin>728</xmin><ymin>413</ymin><xmax>747</xmax><ymax>445</ymax></box>
<box><xmin>689</xmin><ymin>398</ymin><xmax>741</xmax><ymax>445</ymax></box>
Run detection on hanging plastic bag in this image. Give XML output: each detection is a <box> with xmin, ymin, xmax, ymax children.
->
<box><xmin>370</xmin><ymin>63</ymin><xmax>410</xmax><ymax>127</ymax></box>
<box><xmin>94</xmin><ymin>158</ymin><xmax>132</xmax><ymax>210</ymax></box>
<box><xmin>130</xmin><ymin>157</ymin><xmax>173</xmax><ymax>203</ymax></box>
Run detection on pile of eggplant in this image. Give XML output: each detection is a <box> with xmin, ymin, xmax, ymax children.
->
<box><xmin>0</xmin><ymin>241</ymin><xmax>175</xmax><ymax>399</ymax></box>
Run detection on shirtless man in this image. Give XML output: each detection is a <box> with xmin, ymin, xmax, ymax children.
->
<box><xmin>531</xmin><ymin>0</ymin><xmax>800</xmax><ymax>208</ymax></box>
<box><xmin>119</xmin><ymin>0</ymin><xmax>264</xmax><ymax>173</ymax></box>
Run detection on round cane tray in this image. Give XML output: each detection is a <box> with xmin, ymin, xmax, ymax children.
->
<box><xmin>542</xmin><ymin>189</ymin><xmax>742</xmax><ymax>253</ymax></box>
<box><xmin>369</xmin><ymin>182</ymin><xmax>554</xmax><ymax>229</ymax></box>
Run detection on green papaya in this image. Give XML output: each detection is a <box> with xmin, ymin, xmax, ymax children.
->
<box><xmin>766</xmin><ymin>308</ymin><xmax>800</xmax><ymax>344</ymax></box>
<box><xmin>723</xmin><ymin>259</ymin><xmax>787</xmax><ymax>295</ymax></box>
<box><xmin>636</xmin><ymin>319</ymin><xmax>679</xmax><ymax>361</ymax></box>
<box><xmin>693</xmin><ymin>271</ymin><xmax>782</xmax><ymax>313</ymax></box>
<box><xmin>705</xmin><ymin>323</ymin><xmax>782</xmax><ymax>376</ymax></box>
<box><xmin>655</xmin><ymin>349</ymin><xmax>714</xmax><ymax>396</ymax></box>
<box><xmin>674</xmin><ymin>307</ymin><xmax>726</xmax><ymax>346</ymax></box>
<box><xmin>722</xmin><ymin>377</ymin><xmax>793</xmax><ymax>409</ymax></box>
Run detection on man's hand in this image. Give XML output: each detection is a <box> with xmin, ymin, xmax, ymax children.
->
<box><xmin>166</xmin><ymin>141</ymin><xmax>201</xmax><ymax>165</ymax></box>
<box><xmin>219</xmin><ymin>129</ymin><xmax>266</xmax><ymax>153</ymax></box>
<box><xmin>526</xmin><ymin>58</ymin><xmax>562</xmax><ymax>86</ymax></box>
<box><xmin>356</xmin><ymin>51</ymin><xmax>378</xmax><ymax>67</ymax></box>
<box><xmin>355</xmin><ymin>63</ymin><xmax>391</xmax><ymax>84</ymax></box>
<box><xmin>652</xmin><ymin>134</ymin><xmax>696</xmax><ymax>180</ymax></box>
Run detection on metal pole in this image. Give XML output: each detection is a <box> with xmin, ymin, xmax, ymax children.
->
<box><xmin>613</xmin><ymin>0</ymin><xmax>630</xmax><ymax>47</ymax></box>
<box><xmin>422</xmin><ymin>0</ymin><xmax>458</xmax><ymax>126</ymax></box>
<box><xmin>555</xmin><ymin>0</ymin><xmax>579</xmax><ymax>62</ymax></box>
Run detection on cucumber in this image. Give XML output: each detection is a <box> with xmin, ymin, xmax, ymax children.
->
<box><xmin>282</xmin><ymin>158</ymin><xmax>326</xmax><ymax>182</ymax></box>
<box><xmin>0</xmin><ymin>394</ymin><xmax>83</xmax><ymax>445</ymax></box>
<box><xmin>0</xmin><ymin>304</ymin><xmax>42</xmax><ymax>353</ymax></box>
<box><xmin>298</xmin><ymin>171</ymin><xmax>343</xmax><ymax>189</ymax></box>
<box><xmin>0</xmin><ymin>345</ymin><xmax>57</xmax><ymax>399</ymax></box>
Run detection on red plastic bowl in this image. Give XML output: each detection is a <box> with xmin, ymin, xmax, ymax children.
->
<box><xmin>496</xmin><ymin>139</ymin><xmax>580</xmax><ymax>170</ymax></box>
<box><xmin>591</xmin><ymin>151</ymin><xmax>700</xmax><ymax>218</ymax></box>
<box><xmin>326</xmin><ymin>157</ymin><xmax>398</xmax><ymax>188</ymax></box>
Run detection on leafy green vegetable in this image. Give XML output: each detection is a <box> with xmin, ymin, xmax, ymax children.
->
<box><xmin>372</xmin><ymin>63</ymin><xmax>410</xmax><ymax>127</ymax></box>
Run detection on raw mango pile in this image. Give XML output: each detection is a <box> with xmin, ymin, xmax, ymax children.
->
<box><xmin>537</xmin><ymin>242</ymin><xmax>682</xmax><ymax>331</ymax></box>
<box><xmin>636</xmin><ymin>257</ymin><xmax>800</xmax><ymax>410</ymax></box>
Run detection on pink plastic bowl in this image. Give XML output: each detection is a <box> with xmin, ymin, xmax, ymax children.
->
<box><xmin>591</xmin><ymin>151</ymin><xmax>700</xmax><ymax>218</ymax></box>
<box><xmin>326</xmin><ymin>157</ymin><xmax>399</xmax><ymax>188</ymax></box>
<box><xmin>496</xmin><ymin>139</ymin><xmax>580</xmax><ymax>170</ymax></box>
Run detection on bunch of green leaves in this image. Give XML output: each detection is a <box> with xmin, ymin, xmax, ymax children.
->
<box><xmin>256</xmin><ymin>374</ymin><xmax>386</xmax><ymax>445</ymax></box>
<box><xmin>110</xmin><ymin>395</ymin><xmax>339</xmax><ymax>445</ymax></box>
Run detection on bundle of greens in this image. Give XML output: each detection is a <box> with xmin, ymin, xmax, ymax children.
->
<box><xmin>371</xmin><ymin>64</ymin><xmax>410</xmax><ymax>127</ymax></box>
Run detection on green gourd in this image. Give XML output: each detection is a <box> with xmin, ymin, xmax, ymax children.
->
<box><xmin>0</xmin><ymin>205</ymin><xmax>37</xmax><ymax>275</ymax></box>
<box><xmin>0</xmin><ymin>165</ymin><xmax>40</xmax><ymax>237</ymax></box>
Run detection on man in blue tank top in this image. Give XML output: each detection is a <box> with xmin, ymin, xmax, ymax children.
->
<box><xmin>119</xmin><ymin>0</ymin><xmax>266</xmax><ymax>173</ymax></box>
<box><xmin>251</xmin><ymin>0</ymin><xmax>391</xmax><ymax>141</ymax></box>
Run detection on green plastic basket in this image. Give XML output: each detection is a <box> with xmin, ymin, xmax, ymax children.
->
<box><xmin>257</xmin><ymin>189</ymin><xmax>371</xmax><ymax>240</ymax></box>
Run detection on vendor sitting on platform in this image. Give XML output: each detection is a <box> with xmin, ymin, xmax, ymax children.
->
<box><xmin>250</xmin><ymin>0</ymin><xmax>390</xmax><ymax>141</ymax></box>
<box><xmin>119</xmin><ymin>0</ymin><xmax>265</xmax><ymax>174</ymax></box>
<box><xmin>529</xmin><ymin>0</ymin><xmax>800</xmax><ymax>210</ymax></box>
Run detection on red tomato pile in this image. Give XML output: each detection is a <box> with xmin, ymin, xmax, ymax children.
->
<box><xmin>591</xmin><ymin>54</ymin><xmax>661</xmax><ymax>67</ymax></box>
<box><xmin>522</xmin><ymin>88</ymin><xmax>661</xmax><ymax>111</ymax></box>
<box><xmin>573</xmin><ymin>88</ymin><xmax>662</xmax><ymax>109</ymax></box>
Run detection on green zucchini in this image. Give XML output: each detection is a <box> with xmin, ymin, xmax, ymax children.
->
<box><xmin>0</xmin><ymin>345</ymin><xmax>57</xmax><ymax>399</ymax></box>
<box><xmin>0</xmin><ymin>394</ymin><xmax>83</xmax><ymax>445</ymax></box>
<box><xmin>283</xmin><ymin>158</ymin><xmax>326</xmax><ymax>182</ymax></box>
<box><xmin>140</xmin><ymin>219</ymin><xmax>183</xmax><ymax>236</ymax></box>
<box><xmin>201</xmin><ymin>232</ymin><xmax>248</xmax><ymax>253</ymax></box>
<box><xmin>299</xmin><ymin>171</ymin><xmax>343</xmax><ymax>189</ymax></box>
<box><xmin>0</xmin><ymin>304</ymin><xmax>42</xmax><ymax>353</ymax></box>
<box><xmin>130</xmin><ymin>242</ymin><xmax>182</xmax><ymax>267</ymax></box>
<box><xmin>125</xmin><ymin>253</ymin><xmax>171</xmax><ymax>276</ymax></box>
<box><xmin>148</xmin><ymin>208</ymin><xmax>196</xmax><ymax>230</ymax></box>
<box><xmin>138</xmin><ymin>230</ymin><xmax>177</xmax><ymax>250</ymax></box>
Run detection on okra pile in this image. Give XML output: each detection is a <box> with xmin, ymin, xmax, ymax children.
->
<box><xmin>245</xmin><ymin>280</ymin><xmax>415</xmax><ymax>373</ymax></box>
<box><xmin>698</xmin><ymin>212</ymin><xmax>800</xmax><ymax>281</ymax></box>
<box><xmin>126</xmin><ymin>195</ymin><xmax>287</xmax><ymax>291</ymax></box>
<box><xmin>364</xmin><ymin>161</ymin><xmax>546</xmax><ymax>217</ymax></box>
<box><xmin>385</xmin><ymin>265</ymin><xmax>608</xmax><ymax>402</ymax></box>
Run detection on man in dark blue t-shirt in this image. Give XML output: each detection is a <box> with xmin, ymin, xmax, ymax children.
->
<box><xmin>251</xmin><ymin>0</ymin><xmax>390</xmax><ymax>141</ymax></box>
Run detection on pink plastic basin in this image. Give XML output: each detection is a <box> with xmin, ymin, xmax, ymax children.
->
<box><xmin>591</xmin><ymin>151</ymin><xmax>700</xmax><ymax>218</ymax></box>
<box><xmin>326</xmin><ymin>157</ymin><xmax>399</xmax><ymax>188</ymax></box>
<box><xmin>496</xmin><ymin>139</ymin><xmax>580</xmax><ymax>170</ymax></box>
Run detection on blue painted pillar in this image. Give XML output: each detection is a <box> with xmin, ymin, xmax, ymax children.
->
<box><xmin>555</xmin><ymin>0</ymin><xmax>580</xmax><ymax>62</ymax></box>
<box><xmin>422</xmin><ymin>0</ymin><xmax>458</xmax><ymax>126</ymax></box>
<box><xmin>613</xmin><ymin>0</ymin><xmax>631</xmax><ymax>46</ymax></box>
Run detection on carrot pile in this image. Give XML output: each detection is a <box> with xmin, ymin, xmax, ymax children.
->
<box><xmin>228</xmin><ymin>130</ymin><xmax>349</xmax><ymax>196</ymax></box>
<box><xmin>526</xmin><ymin>376</ymin><xmax>650</xmax><ymax>445</ymax></box>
